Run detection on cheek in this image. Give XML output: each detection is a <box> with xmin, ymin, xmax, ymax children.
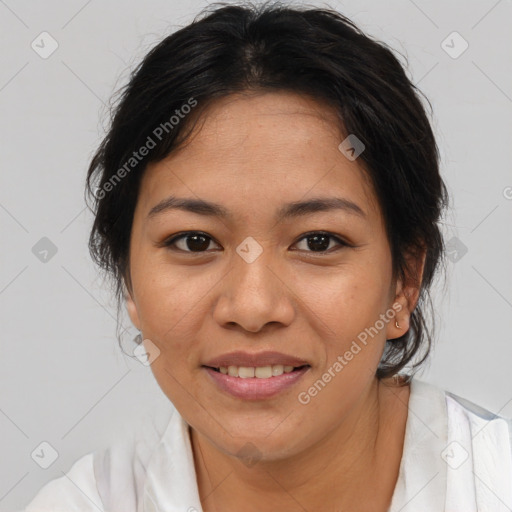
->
<box><xmin>131</xmin><ymin>261</ymin><xmax>216</xmax><ymax>365</ymax></box>
<box><xmin>291</xmin><ymin>260</ymin><xmax>390</xmax><ymax>337</ymax></box>
<box><xmin>289</xmin><ymin>260</ymin><xmax>392</xmax><ymax>400</ymax></box>
<box><xmin>290</xmin><ymin>267</ymin><xmax>389</xmax><ymax>430</ymax></box>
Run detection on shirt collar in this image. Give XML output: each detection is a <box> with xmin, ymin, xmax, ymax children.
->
<box><xmin>143</xmin><ymin>408</ymin><xmax>203</xmax><ymax>512</ymax></box>
<box><xmin>389</xmin><ymin>377</ymin><xmax>448</xmax><ymax>511</ymax></box>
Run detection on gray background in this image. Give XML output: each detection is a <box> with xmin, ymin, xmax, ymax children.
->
<box><xmin>1</xmin><ymin>0</ymin><xmax>511</xmax><ymax>509</ymax></box>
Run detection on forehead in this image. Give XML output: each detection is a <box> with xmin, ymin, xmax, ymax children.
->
<box><xmin>137</xmin><ymin>91</ymin><xmax>380</xmax><ymax>224</ymax></box>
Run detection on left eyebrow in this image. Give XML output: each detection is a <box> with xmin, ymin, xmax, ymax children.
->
<box><xmin>147</xmin><ymin>195</ymin><xmax>366</xmax><ymax>221</ymax></box>
<box><xmin>276</xmin><ymin>197</ymin><xmax>366</xmax><ymax>220</ymax></box>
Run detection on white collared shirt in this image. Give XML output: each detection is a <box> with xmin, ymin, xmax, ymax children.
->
<box><xmin>22</xmin><ymin>378</ymin><xmax>512</xmax><ymax>511</ymax></box>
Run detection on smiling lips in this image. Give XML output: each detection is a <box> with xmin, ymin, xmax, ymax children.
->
<box><xmin>203</xmin><ymin>350</ymin><xmax>310</xmax><ymax>368</ymax></box>
<box><xmin>216</xmin><ymin>364</ymin><xmax>298</xmax><ymax>378</ymax></box>
<box><xmin>202</xmin><ymin>350</ymin><xmax>311</xmax><ymax>399</ymax></box>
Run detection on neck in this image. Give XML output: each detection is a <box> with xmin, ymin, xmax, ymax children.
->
<box><xmin>190</xmin><ymin>376</ymin><xmax>409</xmax><ymax>512</ymax></box>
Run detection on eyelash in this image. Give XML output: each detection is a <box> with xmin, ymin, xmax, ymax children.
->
<box><xmin>161</xmin><ymin>231</ymin><xmax>351</xmax><ymax>255</ymax></box>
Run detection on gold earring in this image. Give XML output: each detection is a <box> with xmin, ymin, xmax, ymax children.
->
<box><xmin>395</xmin><ymin>321</ymin><xmax>401</xmax><ymax>329</ymax></box>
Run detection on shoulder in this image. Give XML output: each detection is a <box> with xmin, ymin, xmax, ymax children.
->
<box><xmin>421</xmin><ymin>379</ymin><xmax>512</xmax><ymax>509</ymax></box>
<box><xmin>23</xmin><ymin>404</ymin><xmax>176</xmax><ymax>511</ymax></box>
<box><xmin>444</xmin><ymin>386</ymin><xmax>512</xmax><ymax>443</ymax></box>
<box><xmin>24</xmin><ymin>453</ymin><xmax>99</xmax><ymax>512</ymax></box>
<box><xmin>409</xmin><ymin>377</ymin><xmax>512</xmax><ymax>438</ymax></box>
<box><xmin>443</xmin><ymin>386</ymin><xmax>512</xmax><ymax>508</ymax></box>
<box><xmin>444</xmin><ymin>387</ymin><xmax>512</xmax><ymax>472</ymax></box>
<box><xmin>390</xmin><ymin>378</ymin><xmax>512</xmax><ymax>511</ymax></box>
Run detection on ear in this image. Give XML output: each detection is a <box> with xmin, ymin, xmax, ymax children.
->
<box><xmin>386</xmin><ymin>246</ymin><xmax>427</xmax><ymax>340</ymax></box>
<box><xmin>123</xmin><ymin>280</ymin><xmax>141</xmax><ymax>331</ymax></box>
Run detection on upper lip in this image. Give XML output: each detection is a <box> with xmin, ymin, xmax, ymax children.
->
<box><xmin>203</xmin><ymin>351</ymin><xmax>310</xmax><ymax>368</ymax></box>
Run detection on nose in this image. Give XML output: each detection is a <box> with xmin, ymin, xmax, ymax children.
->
<box><xmin>212</xmin><ymin>247</ymin><xmax>295</xmax><ymax>334</ymax></box>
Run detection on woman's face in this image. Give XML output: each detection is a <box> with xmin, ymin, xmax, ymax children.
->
<box><xmin>126</xmin><ymin>91</ymin><xmax>409</xmax><ymax>460</ymax></box>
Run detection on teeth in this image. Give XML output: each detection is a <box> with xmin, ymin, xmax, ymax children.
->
<box><xmin>238</xmin><ymin>366</ymin><xmax>255</xmax><ymax>378</ymax></box>
<box><xmin>272</xmin><ymin>364</ymin><xmax>284</xmax><ymax>376</ymax></box>
<box><xmin>217</xmin><ymin>364</ymin><xmax>300</xmax><ymax>378</ymax></box>
<box><xmin>255</xmin><ymin>366</ymin><xmax>272</xmax><ymax>378</ymax></box>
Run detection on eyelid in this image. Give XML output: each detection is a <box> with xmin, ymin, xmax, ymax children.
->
<box><xmin>159</xmin><ymin>231</ymin><xmax>221</xmax><ymax>252</ymax></box>
<box><xmin>293</xmin><ymin>230</ymin><xmax>351</xmax><ymax>249</ymax></box>
<box><xmin>161</xmin><ymin>230</ymin><xmax>351</xmax><ymax>254</ymax></box>
<box><xmin>290</xmin><ymin>232</ymin><xmax>351</xmax><ymax>256</ymax></box>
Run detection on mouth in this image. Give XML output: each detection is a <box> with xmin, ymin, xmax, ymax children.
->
<box><xmin>202</xmin><ymin>364</ymin><xmax>311</xmax><ymax>400</ymax></box>
<box><xmin>203</xmin><ymin>364</ymin><xmax>310</xmax><ymax>378</ymax></box>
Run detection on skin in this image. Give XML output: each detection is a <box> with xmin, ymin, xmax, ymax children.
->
<box><xmin>125</xmin><ymin>91</ymin><xmax>426</xmax><ymax>511</ymax></box>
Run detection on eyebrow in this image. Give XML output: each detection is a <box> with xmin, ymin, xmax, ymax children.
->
<box><xmin>147</xmin><ymin>195</ymin><xmax>366</xmax><ymax>221</ymax></box>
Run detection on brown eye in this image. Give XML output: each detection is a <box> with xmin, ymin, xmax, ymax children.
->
<box><xmin>293</xmin><ymin>232</ymin><xmax>349</xmax><ymax>253</ymax></box>
<box><xmin>164</xmin><ymin>232</ymin><xmax>220</xmax><ymax>253</ymax></box>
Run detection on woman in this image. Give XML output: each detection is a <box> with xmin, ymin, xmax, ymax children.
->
<box><xmin>23</xmin><ymin>2</ymin><xmax>512</xmax><ymax>511</ymax></box>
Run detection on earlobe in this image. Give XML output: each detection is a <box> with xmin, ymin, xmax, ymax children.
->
<box><xmin>386</xmin><ymin>293</ymin><xmax>409</xmax><ymax>340</ymax></box>
<box><xmin>387</xmin><ymin>247</ymin><xmax>426</xmax><ymax>339</ymax></box>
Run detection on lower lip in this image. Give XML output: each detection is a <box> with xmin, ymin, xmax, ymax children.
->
<box><xmin>203</xmin><ymin>366</ymin><xmax>310</xmax><ymax>400</ymax></box>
